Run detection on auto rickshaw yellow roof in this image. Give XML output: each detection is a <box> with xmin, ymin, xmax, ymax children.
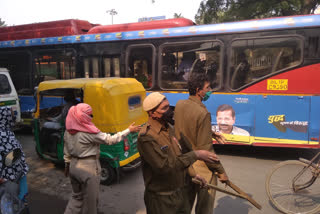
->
<box><xmin>35</xmin><ymin>77</ymin><xmax>148</xmax><ymax>133</ymax></box>
<box><xmin>38</xmin><ymin>78</ymin><xmax>140</xmax><ymax>92</ymax></box>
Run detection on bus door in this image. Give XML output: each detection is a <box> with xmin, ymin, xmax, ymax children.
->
<box><xmin>125</xmin><ymin>44</ymin><xmax>155</xmax><ymax>89</ymax></box>
<box><xmin>254</xmin><ymin>95</ymin><xmax>310</xmax><ymax>147</ymax></box>
<box><xmin>209</xmin><ymin>94</ymin><xmax>254</xmax><ymax>144</ymax></box>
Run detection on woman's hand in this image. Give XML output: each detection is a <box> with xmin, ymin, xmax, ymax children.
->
<box><xmin>128</xmin><ymin>122</ymin><xmax>141</xmax><ymax>133</ymax></box>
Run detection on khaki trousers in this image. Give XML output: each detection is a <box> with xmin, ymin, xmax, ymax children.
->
<box><xmin>189</xmin><ymin>175</ymin><xmax>217</xmax><ymax>214</ymax></box>
<box><xmin>144</xmin><ymin>187</ymin><xmax>191</xmax><ymax>214</ymax></box>
<box><xmin>64</xmin><ymin>158</ymin><xmax>100</xmax><ymax>214</ymax></box>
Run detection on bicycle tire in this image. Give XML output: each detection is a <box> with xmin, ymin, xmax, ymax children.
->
<box><xmin>266</xmin><ymin>160</ymin><xmax>320</xmax><ymax>214</ymax></box>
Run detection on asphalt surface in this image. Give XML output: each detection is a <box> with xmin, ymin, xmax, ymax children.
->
<box><xmin>15</xmin><ymin>130</ymin><xmax>320</xmax><ymax>214</ymax></box>
<box><xmin>28</xmin><ymin>189</ymin><xmax>68</xmax><ymax>214</ymax></box>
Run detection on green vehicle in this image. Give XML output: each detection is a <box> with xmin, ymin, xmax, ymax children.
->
<box><xmin>33</xmin><ymin>78</ymin><xmax>147</xmax><ymax>185</ymax></box>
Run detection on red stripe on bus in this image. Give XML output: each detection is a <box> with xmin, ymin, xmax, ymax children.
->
<box><xmin>241</xmin><ymin>64</ymin><xmax>320</xmax><ymax>94</ymax></box>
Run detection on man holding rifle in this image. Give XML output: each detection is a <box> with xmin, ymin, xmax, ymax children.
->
<box><xmin>138</xmin><ymin>92</ymin><xmax>222</xmax><ymax>214</ymax></box>
<box><xmin>175</xmin><ymin>73</ymin><xmax>229</xmax><ymax>214</ymax></box>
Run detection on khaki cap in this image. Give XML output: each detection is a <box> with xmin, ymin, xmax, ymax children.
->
<box><xmin>143</xmin><ymin>92</ymin><xmax>166</xmax><ymax>112</ymax></box>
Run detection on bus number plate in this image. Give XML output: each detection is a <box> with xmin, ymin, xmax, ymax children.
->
<box><xmin>267</xmin><ymin>79</ymin><xmax>288</xmax><ymax>90</ymax></box>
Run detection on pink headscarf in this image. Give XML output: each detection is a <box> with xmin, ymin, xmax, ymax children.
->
<box><xmin>65</xmin><ymin>103</ymin><xmax>100</xmax><ymax>134</ymax></box>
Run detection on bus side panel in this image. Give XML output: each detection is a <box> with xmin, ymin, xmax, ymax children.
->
<box><xmin>162</xmin><ymin>92</ymin><xmax>189</xmax><ymax>106</ymax></box>
<box><xmin>309</xmin><ymin>96</ymin><xmax>320</xmax><ymax>146</ymax></box>
<box><xmin>19</xmin><ymin>95</ymin><xmax>36</xmax><ymax>113</ymax></box>
<box><xmin>163</xmin><ymin>92</ymin><xmax>255</xmax><ymax>144</ymax></box>
<box><xmin>254</xmin><ymin>95</ymin><xmax>310</xmax><ymax>147</ymax></box>
<box><xmin>208</xmin><ymin>94</ymin><xmax>254</xmax><ymax>144</ymax></box>
<box><xmin>19</xmin><ymin>95</ymin><xmax>64</xmax><ymax>114</ymax></box>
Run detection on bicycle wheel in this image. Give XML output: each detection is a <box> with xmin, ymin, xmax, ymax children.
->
<box><xmin>266</xmin><ymin>160</ymin><xmax>320</xmax><ymax>214</ymax></box>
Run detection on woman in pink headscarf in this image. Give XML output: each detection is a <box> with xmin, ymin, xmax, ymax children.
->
<box><xmin>63</xmin><ymin>103</ymin><xmax>141</xmax><ymax>214</ymax></box>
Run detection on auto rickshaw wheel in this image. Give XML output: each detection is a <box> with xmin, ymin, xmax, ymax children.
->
<box><xmin>35</xmin><ymin>146</ymin><xmax>43</xmax><ymax>159</ymax></box>
<box><xmin>100</xmin><ymin>162</ymin><xmax>116</xmax><ymax>185</ymax></box>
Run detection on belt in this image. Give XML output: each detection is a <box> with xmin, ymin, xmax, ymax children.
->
<box><xmin>71</xmin><ymin>155</ymin><xmax>96</xmax><ymax>160</ymax></box>
<box><xmin>148</xmin><ymin>187</ymin><xmax>182</xmax><ymax>196</ymax></box>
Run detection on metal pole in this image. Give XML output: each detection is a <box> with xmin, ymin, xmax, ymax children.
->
<box><xmin>106</xmin><ymin>9</ymin><xmax>117</xmax><ymax>25</ymax></box>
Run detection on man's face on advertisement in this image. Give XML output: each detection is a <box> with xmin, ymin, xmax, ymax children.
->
<box><xmin>216</xmin><ymin>110</ymin><xmax>235</xmax><ymax>134</ymax></box>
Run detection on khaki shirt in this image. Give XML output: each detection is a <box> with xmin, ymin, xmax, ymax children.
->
<box><xmin>64</xmin><ymin>129</ymin><xmax>130</xmax><ymax>163</ymax></box>
<box><xmin>175</xmin><ymin>96</ymin><xmax>225</xmax><ymax>181</ymax></box>
<box><xmin>137</xmin><ymin>117</ymin><xmax>197</xmax><ymax>193</ymax></box>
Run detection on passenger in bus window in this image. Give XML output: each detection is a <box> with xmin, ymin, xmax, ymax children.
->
<box><xmin>162</xmin><ymin>53</ymin><xmax>176</xmax><ymax>74</ymax></box>
<box><xmin>212</xmin><ymin>104</ymin><xmax>250</xmax><ymax>136</ymax></box>
<box><xmin>177</xmin><ymin>52</ymin><xmax>196</xmax><ymax>80</ymax></box>
<box><xmin>134</xmin><ymin>61</ymin><xmax>149</xmax><ymax>88</ymax></box>
<box><xmin>191</xmin><ymin>52</ymin><xmax>219</xmax><ymax>87</ymax></box>
<box><xmin>231</xmin><ymin>52</ymin><xmax>250</xmax><ymax>89</ymax></box>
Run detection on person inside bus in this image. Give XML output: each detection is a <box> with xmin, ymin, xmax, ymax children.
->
<box><xmin>177</xmin><ymin>52</ymin><xmax>196</xmax><ymax>80</ymax></box>
<box><xmin>230</xmin><ymin>52</ymin><xmax>250</xmax><ymax>89</ymax></box>
<box><xmin>134</xmin><ymin>61</ymin><xmax>149</xmax><ymax>88</ymax></box>
<box><xmin>212</xmin><ymin>104</ymin><xmax>250</xmax><ymax>136</ymax></box>
<box><xmin>190</xmin><ymin>52</ymin><xmax>219</xmax><ymax>87</ymax></box>
<box><xmin>161</xmin><ymin>53</ymin><xmax>177</xmax><ymax>80</ymax></box>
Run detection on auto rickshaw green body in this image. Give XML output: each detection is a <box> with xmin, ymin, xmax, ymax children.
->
<box><xmin>33</xmin><ymin>78</ymin><xmax>147</xmax><ymax>184</ymax></box>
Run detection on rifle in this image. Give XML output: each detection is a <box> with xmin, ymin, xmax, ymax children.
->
<box><xmin>176</xmin><ymin>131</ymin><xmax>262</xmax><ymax>210</ymax></box>
<box><xmin>192</xmin><ymin>178</ymin><xmax>262</xmax><ymax>210</ymax></box>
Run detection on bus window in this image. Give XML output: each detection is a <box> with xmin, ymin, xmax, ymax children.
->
<box><xmin>0</xmin><ymin>52</ymin><xmax>32</xmax><ymax>93</ymax></box>
<box><xmin>84</xmin><ymin>58</ymin><xmax>90</xmax><ymax>78</ymax></box>
<box><xmin>113</xmin><ymin>58</ymin><xmax>120</xmax><ymax>77</ymax></box>
<box><xmin>103</xmin><ymin>58</ymin><xmax>111</xmax><ymax>77</ymax></box>
<box><xmin>34</xmin><ymin>51</ymin><xmax>76</xmax><ymax>83</ymax></box>
<box><xmin>83</xmin><ymin>57</ymin><xmax>99</xmax><ymax>78</ymax></box>
<box><xmin>92</xmin><ymin>57</ymin><xmax>99</xmax><ymax>78</ymax></box>
<box><xmin>126</xmin><ymin>45</ymin><xmax>154</xmax><ymax>89</ymax></box>
<box><xmin>102</xmin><ymin>57</ymin><xmax>120</xmax><ymax>77</ymax></box>
<box><xmin>160</xmin><ymin>41</ymin><xmax>222</xmax><ymax>90</ymax></box>
<box><xmin>230</xmin><ymin>37</ymin><xmax>302</xmax><ymax>90</ymax></box>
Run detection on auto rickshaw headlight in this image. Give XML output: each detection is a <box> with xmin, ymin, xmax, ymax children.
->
<box><xmin>124</xmin><ymin>138</ymin><xmax>130</xmax><ymax>151</ymax></box>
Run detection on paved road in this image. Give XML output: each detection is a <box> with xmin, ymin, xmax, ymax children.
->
<box><xmin>16</xmin><ymin>131</ymin><xmax>319</xmax><ymax>214</ymax></box>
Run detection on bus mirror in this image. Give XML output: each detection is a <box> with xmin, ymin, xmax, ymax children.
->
<box><xmin>33</xmin><ymin>87</ymin><xmax>38</xmax><ymax>101</ymax></box>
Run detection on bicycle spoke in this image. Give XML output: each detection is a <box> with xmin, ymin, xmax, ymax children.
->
<box><xmin>272</xmin><ymin>188</ymin><xmax>292</xmax><ymax>194</ymax></box>
<box><xmin>270</xmin><ymin>182</ymin><xmax>286</xmax><ymax>188</ymax></box>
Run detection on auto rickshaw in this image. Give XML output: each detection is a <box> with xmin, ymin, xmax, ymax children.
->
<box><xmin>33</xmin><ymin>78</ymin><xmax>148</xmax><ymax>185</ymax></box>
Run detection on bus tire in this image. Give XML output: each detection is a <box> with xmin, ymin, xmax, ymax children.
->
<box><xmin>100</xmin><ymin>162</ymin><xmax>116</xmax><ymax>186</ymax></box>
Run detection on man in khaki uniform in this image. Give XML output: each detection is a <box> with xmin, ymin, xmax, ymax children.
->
<box><xmin>138</xmin><ymin>92</ymin><xmax>221</xmax><ymax>214</ymax></box>
<box><xmin>175</xmin><ymin>73</ymin><xmax>229</xmax><ymax>214</ymax></box>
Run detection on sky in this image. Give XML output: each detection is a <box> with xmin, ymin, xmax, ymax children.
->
<box><xmin>0</xmin><ymin>0</ymin><xmax>203</xmax><ymax>26</ymax></box>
